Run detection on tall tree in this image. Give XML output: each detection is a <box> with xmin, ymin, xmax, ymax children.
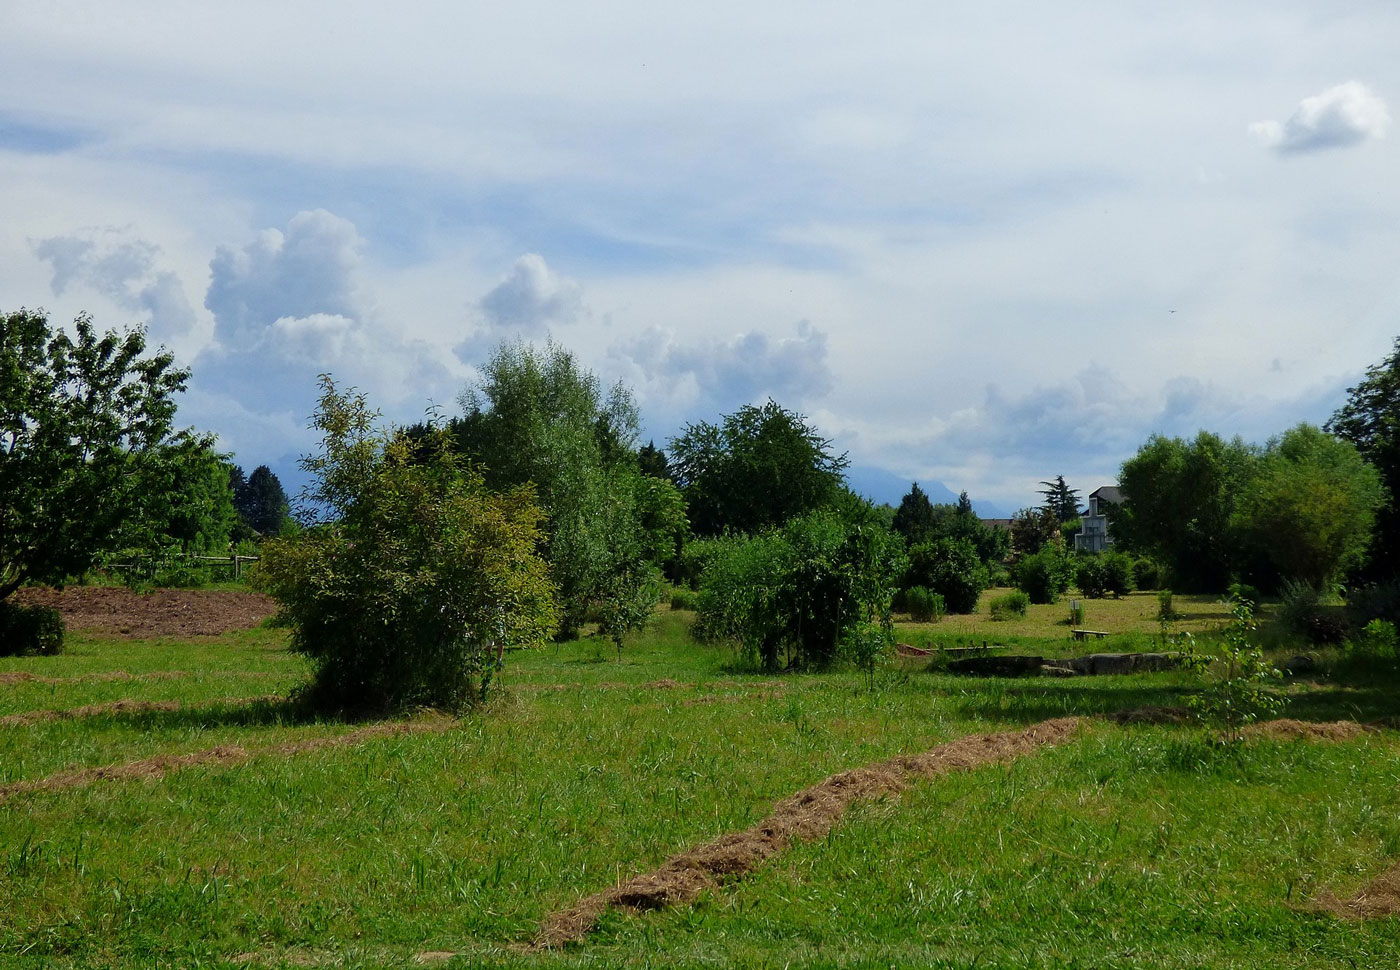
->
<box><xmin>1327</xmin><ymin>338</ymin><xmax>1400</xmax><ymax>579</ymax></box>
<box><xmin>669</xmin><ymin>399</ymin><xmax>848</xmax><ymax>536</ymax></box>
<box><xmin>1038</xmin><ymin>475</ymin><xmax>1082</xmax><ymax>521</ymax></box>
<box><xmin>891</xmin><ymin>482</ymin><xmax>937</xmax><ymax>545</ymax></box>
<box><xmin>1116</xmin><ymin>431</ymin><xmax>1258</xmax><ymax>592</ymax></box>
<box><xmin>637</xmin><ymin>440</ymin><xmax>670</xmax><ymax>480</ymax></box>
<box><xmin>1</xmin><ymin>309</ymin><xmax>192</xmax><ymax>601</ymax></box>
<box><xmin>456</xmin><ymin>341</ymin><xmax>662</xmax><ymax>639</ymax></box>
<box><xmin>234</xmin><ymin>464</ymin><xmax>291</xmax><ymax>536</ymax></box>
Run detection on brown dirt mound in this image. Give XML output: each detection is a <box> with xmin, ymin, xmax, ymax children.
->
<box><xmin>0</xmin><ymin>672</ymin><xmax>38</xmax><ymax>684</ymax></box>
<box><xmin>0</xmin><ymin>717</ymin><xmax>453</xmax><ymax>805</ymax></box>
<box><xmin>1315</xmin><ymin>860</ymin><xmax>1400</xmax><ymax>919</ymax></box>
<box><xmin>12</xmin><ymin>586</ymin><xmax>276</xmax><ymax>637</ymax></box>
<box><xmin>1244</xmin><ymin>719</ymin><xmax>1377</xmax><ymax>741</ymax></box>
<box><xmin>0</xmin><ymin>695</ymin><xmax>280</xmax><ymax>728</ymax></box>
<box><xmin>895</xmin><ymin>642</ymin><xmax>932</xmax><ymax>657</ymax></box>
<box><xmin>531</xmin><ymin>716</ymin><xmax>1085</xmax><ymax>949</ymax></box>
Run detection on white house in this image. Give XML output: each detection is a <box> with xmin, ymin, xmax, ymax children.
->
<box><xmin>1074</xmin><ymin>485</ymin><xmax>1122</xmax><ymax>553</ymax></box>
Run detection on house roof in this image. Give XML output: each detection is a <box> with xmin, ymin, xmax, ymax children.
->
<box><xmin>1089</xmin><ymin>485</ymin><xmax>1123</xmax><ymax>505</ymax></box>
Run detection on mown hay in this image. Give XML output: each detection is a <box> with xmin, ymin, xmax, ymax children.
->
<box><xmin>1315</xmin><ymin>860</ymin><xmax>1400</xmax><ymax>919</ymax></box>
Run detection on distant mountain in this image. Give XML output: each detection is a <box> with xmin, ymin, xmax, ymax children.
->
<box><xmin>844</xmin><ymin>465</ymin><xmax>1011</xmax><ymax>519</ymax></box>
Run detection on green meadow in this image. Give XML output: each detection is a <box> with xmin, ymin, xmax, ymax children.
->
<box><xmin>2</xmin><ymin>598</ymin><xmax>1398</xmax><ymax>969</ymax></box>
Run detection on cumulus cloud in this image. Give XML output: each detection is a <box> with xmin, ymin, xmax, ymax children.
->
<box><xmin>455</xmin><ymin>253</ymin><xmax>583</xmax><ymax>363</ymax></box>
<box><xmin>1251</xmin><ymin>81</ymin><xmax>1391</xmax><ymax>154</ymax></box>
<box><xmin>607</xmin><ymin>319</ymin><xmax>834</xmax><ymax>423</ymax></box>
<box><xmin>195</xmin><ymin>209</ymin><xmax>454</xmax><ymax>422</ymax></box>
<box><xmin>31</xmin><ymin>227</ymin><xmax>198</xmax><ymax>340</ymax></box>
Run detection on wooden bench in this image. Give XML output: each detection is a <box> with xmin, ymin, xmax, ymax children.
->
<box><xmin>1071</xmin><ymin>629</ymin><xmax>1110</xmax><ymax>641</ymax></box>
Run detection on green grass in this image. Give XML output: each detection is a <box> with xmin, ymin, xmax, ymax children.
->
<box><xmin>1</xmin><ymin>604</ymin><xmax>1398</xmax><ymax>968</ymax></box>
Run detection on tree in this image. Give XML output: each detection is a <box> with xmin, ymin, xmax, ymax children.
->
<box><xmin>904</xmin><ymin>536</ymin><xmax>989</xmax><ymax>614</ymax></box>
<box><xmin>1</xmin><ymin>309</ymin><xmax>191</xmax><ymax>602</ymax></box>
<box><xmin>233</xmin><ymin>464</ymin><xmax>291</xmax><ymax>536</ymax></box>
<box><xmin>455</xmin><ymin>341</ymin><xmax>663</xmax><ymax>639</ymax></box>
<box><xmin>1010</xmin><ymin>506</ymin><xmax>1061</xmax><ymax>559</ymax></box>
<box><xmin>669</xmin><ymin>399</ymin><xmax>848</xmax><ymax>536</ymax></box>
<box><xmin>1234</xmin><ymin>424</ymin><xmax>1382</xmax><ymax>590</ymax></box>
<box><xmin>155</xmin><ymin>440</ymin><xmax>238</xmax><ymax>555</ymax></box>
<box><xmin>1039</xmin><ymin>475</ymin><xmax>1082</xmax><ymax>521</ymax></box>
<box><xmin>891</xmin><ymin>482</ymin><xmax>937</xmax><ymax>545</ymax></box>
<box><xmin>637</xmin><ymin>440</ymin><xmax>670</xmax><ymax>480</ymax></box>
<box><xmin>1327</xmin><ymin>339</ymin><xmax>1400</xmax><ymax>579</ymax></box>
<box><xmin>258</xmin><ymin>378</ymin><xmax>558</xmax><ymax>711</ymax></box>
<box><xmin>1115</xmin><ymin>432</ymin><xmax>1258</xmax><ymax>592</ymax></box>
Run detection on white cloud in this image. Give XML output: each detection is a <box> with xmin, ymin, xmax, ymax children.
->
<box><xmin>31</xmin><ymin>226</ymin><xmax>199</xmax><ymax>341</ymax></box>
<box><xmin>1250</xmin><ymin>81</ymin><xmax>1390</xmax><ymax>154</ymax></box>
<box><xmin>455</xmin><ymin>253</ymin><xmax>584</xmax><ymax>362</ymax></box>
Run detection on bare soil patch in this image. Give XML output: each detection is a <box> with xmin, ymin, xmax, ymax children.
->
<box><xmin>0</xmin><ymin>716</ymin><xmax>453</xmax><ymax>805</ymax></box>
<box><xmin>532</xmin><ymin>716</ymin><xmax>1085</xmax><ymax>949</ymax></box>
<box><xmin>12</xmin><ymin>586</ymin><xmax>276</xmax><ymax>637</ymax></box>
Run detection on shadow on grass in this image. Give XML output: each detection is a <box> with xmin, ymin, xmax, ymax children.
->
<box><xmin>939</xmin><ymin>678</ymin><xmax>1197</xmax><ymax>724</ymax></box>
<box><xmin>76</xmin><ymin>693</ymin><xmax>403</xmax><ymax>732</ymax></box>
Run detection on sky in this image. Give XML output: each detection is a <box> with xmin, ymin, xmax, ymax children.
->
<box><xmin>3</xmin><ymin>2</ymin><xmax>1398</xmax><ymax>514</ymax></box>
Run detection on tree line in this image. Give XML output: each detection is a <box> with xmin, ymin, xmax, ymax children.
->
<box><xmin>7</xmin><ymin>307</ymin><xmax>1400</xmax><ymax>702</ymax></box>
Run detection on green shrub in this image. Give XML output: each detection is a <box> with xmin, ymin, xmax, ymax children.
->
<box><xmin>905</xmin><ymin>537</ymin><xmax>988</xmax><ymax>614</ymax></box>
<box><xmin>1015</xmin><ymin>547</ymin><xmax>1074</xmax><ymax>604</ymax></box>
<box><xmin>695</xmin><ymin>504</ymin><xmax>902</xmax><ymax>672</ymax></box>
<box><xmin>989</xmin><ymin>590</ymin><xmax>1029</xmax><ymax>620</ymax></box>
<box><xmin>1346</xmin><ymin>618</ymin><xmax>1399</xmax><ymax>664</ymax></box>
<box><xmin>1278</xmin><ymin>579</ymin><xmax>1347</xmax><ymax>644</ymax></box>
<box><xmin>1227</xmin><ymin>582</ymin><xmax>1261</xmax><ymax>608</ymax></box>
<box><xmin>258</xmin><ymin>380</ymin><xmax>559</xmax><ymax>712</ymax></box>
<box><xmin>1157</xmin><ymin>589</ymin><xmax>1180</xmax><ymax>622</ymax></box>
<box><xmin>669</xmin><ymin>587</ymin><xmax>700</xmax><ymax>611</ymax></box>
<box><xmin>0</xmin><ymin>601</ymin><xmax>65</xmax><ymax>656</ymax></box>
<box><xmin>1075</xmin><ymin>555</ymin><xmax>1107</xmax><ymax>598</ymax></box>
<box><xmin>1101</xmin><ymin>550</ymin><xmax>1135</xmax><ymax>597</ymax></box>
<box><xmin>904</xmin><ymin>586</ymin><xmax>945</xmax><ymax>623</ymax></box>
<box><xmin>1068</xmin><ymin>600</ymin><xmax>1086</xmax><ymax>626</ymax></box>
<box><xmin>1132</xmin><ymin>558</ymin><xmax>1163</xmax><ymax>591</ymax></box>
<box><xmin>1188</xmin><ymin>599</ymin><xmax>1286</xmax><ymax>743</ymax></box>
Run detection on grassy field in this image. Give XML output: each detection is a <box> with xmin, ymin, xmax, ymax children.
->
<box><xmin>1</xmin><ymin>599</ymin><xmax>1398</xmax><ymax>968</ymax></box>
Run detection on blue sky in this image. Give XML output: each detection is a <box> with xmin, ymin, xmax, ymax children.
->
<box><xmin>3</xmin><ymin>2</ymin><xmax>1398</xmax><ymax>512</ymax></box>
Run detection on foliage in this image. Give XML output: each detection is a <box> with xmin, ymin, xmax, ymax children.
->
<box><xmin>1075</xmin><ymin>555</ymin><xmax>1107</xmax><ymax>598</ymax></box>
<box><xmin>1101</xmin><ymin>550</ymin><xmax>1135</xmax><ymax>597</ymax></box>
<box><xmin>1156</xmin><ymin>589</ymin><xmax>1181</xmax><ymax>622</ymax></box>
<box><xmin>988</xmin><ymin>590</ymin><xmax>1030</xmax><ymax>621</ymax></box>
<box><xmin>669</xmin><ymin>399</ymin><xmax>848</xmax><ymax>536</ymax></box>
<box><xmin>151</xmin><ymin>439</ymin><xmax>238</xmax><ymax>555</ymax></box>
<box><xmin>1227</xmin><ymin>582</ymin><xmax>1260</xmax><ymax>607</ymax></box>
<box><xmin>1009</xmin><ymin>507</ymin><xmax>1061</xmax><ymax>558</ymax></box>
<box><xmin>1116</xmin><ymin>431</ymin><xmax>1257</xmax><ymax>592</ymax></box>
<box><xmin>453</xmin><ymin>341</ymin><xmax>663</xmax><ymax>639</ymax></box>
<box><xmin>637</xmin><ymin>440</ymin><xmax>670</xmax><ymax>479</ymax></box>
<box><xmin>1067</xmin><ymin>600</ymin><xmax>1086</xmax><ymax>627</ymax></box>
<box><xmin>258</xmin><ymin>378</ymin><xmax>559</xmax><ymax>712</ymax></box>
<box><xmin>1187</xmin><ymin>599</ymin><xmax>1285</xmax><ymax>744</ymax></box>
<box><xmin>232</xmin><ymin>464</ymin><xmax>291</xmax><ymax>537</ymax></box>
<box><xmin>695</xmin><ymin>504</ymin><xmax>901</xmax><ymax>672</ymax></box>
<box><xmin>891</xmin><ymin>482</ymin><xmax>937</xmax><ymax>545</ymax></box>
<box><xmin>1277</xmin><ymin>579</ymin><xmax>1347</xmax><ymax>645</ymax></box>
<box><xmin>1038</xmin><ymin>475</ymin><xmax>1081</xmax><ymax>521</ymax></box>
<box><xmin>669</xmin><ymin>587</ymin><xmax>700</xmax><ymax>611</ymax></box>
<box><xmin>1131</xmin><ymin>557</ymin><xmax>1163</xmax><ymax>591</ymax></box>
<box><xmin>1</xmin><ymin>309</ymin><xmax>193</xmax><ymax>604</ymax></box>
<box><xmin>0</xmin><ymin>601</ymin><xmax>64</xmax><ymax>656</ymax></box>
<box><xmin>1345</xmin><ymin>618</ymin><xmax>1399</xmax><ymax>666</ymax></box>
<box><xmin>1345</xmin><ymin>578</ymin><xmax>1400</xmax><ymax>629</ymax></box>
<box><xmin>842</xmin><ymin>621</ymin><xmax>892</xmax><ymax>690</ymax></box>
<box><xmin>1014</xmin><ymin>545</ymin><xmax>1074</xmax><ymax>604</ymax></box>
<box><xmin>1327</xmin><ymin>335</ymin><xmax>1400</xmax><ymax>580</ymax></box>
<box><xmin>1233</xmin><ymin>424</ymin><xmax>1383</xmax><ymax>590</ymax></box>
<box><xmin>904</xmin><ymin>586</ymin><xmax>944</xmax><ymax>623</ymax></box>
<box><xmin>904</xmin><ymin>537</ymin><xmax>988</xmax><ymax>614</ymax></box>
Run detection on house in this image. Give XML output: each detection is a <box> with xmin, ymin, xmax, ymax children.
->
<box><xmin>1074</xmin><ymin>485</ymin><xmax>1122</xmax><ymax>553</ymax></box>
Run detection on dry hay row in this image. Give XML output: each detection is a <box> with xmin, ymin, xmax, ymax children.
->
<box><xmin>1316</xmin><ymin>861</ymin><xmax>1400</xmax><ymax>919</ymax></box>
<box><xmin>0</xmin><ymin>717</ymin><xmax>455</xmax><ymax>806</ymax></box>
<box><xmin>530</xmin><ymin>715</ymin><xmax>1086</xmax><ymax>949</ymax></box>
<box><xmin>0</xmin><ymin>695</ymin><xmax>282</xmax><ymax>728</ymax></box>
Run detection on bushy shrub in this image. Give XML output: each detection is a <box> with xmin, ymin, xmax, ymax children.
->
<box><xmin>1132</xmin><ymin>558</ymin><xmax>1163</xmax><ymax>591</ymax></box>
<box><xmin>1157</xmin><ymin>589</ymin><xmax>1180</xmax><ymax>622</ymax></box>
<box><xmin>696</xmin><ymin>504</ymin><xmax>902</xmax><ymax>672</ymax></box>
<box><xmin>905</xmin><ymin>537</ymin><xmax>988</xmax><ymax>614</ymax></box>
<box><xmin>1278</xmin><ymin>579</ymin><xmax>1347</xmax><ymax>644</ymax></box>
<box><xmin>1015</xmin><ymin>547</ymin><xmax>1074</xmax><ymax>604</ymax></box>
<box><xmin>1102</xmin><ymin>550</ymin><xmax>1135</xmax><ymax>598</ymax></box>
<box><xmin>1075</xmin><ymin>555</ymin><xmax>1107</xmax><ymax>598</ymax></box>
<box><xmin>989</xmin><ymin>590</ymin><xmax>1030</xmax><ymax>620</ymax></box>
<box><xmin>669</xmin><ymin>587</ymin><xmax>700</xmax><ymax>611</ymax></box>
<box><xmin>1068</xmin><ymin>600</ymin><xmax>1086</xmax><ymax>627</ymax></box>
<box><xmin>1188</xmin><ymin>599</ymin><xmax>1286</xmax><ymax>743</ymax></box>
<box><xmin>0</xmin><ymin>601</ymin><xmax>65</xmax><ymax>656</ymax></box>
<box><xmin>1346</xmin><ymin>618</ymin><xmax>1399</xmax><ymax>664</ymax></box>
<box><xmin>258</xmin><ymin>381</ymin><xmax>559</xmax><ymax>712</ymax></box>
<box><xmin>904</xmin><ymin>586</ymin><xmax>945</xmax><ymax>623</ymax></box>
<box><xmin>1228</xmin><ymin>582</ymin><xmax>1261</xmax><ymax>607</ymax></box>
